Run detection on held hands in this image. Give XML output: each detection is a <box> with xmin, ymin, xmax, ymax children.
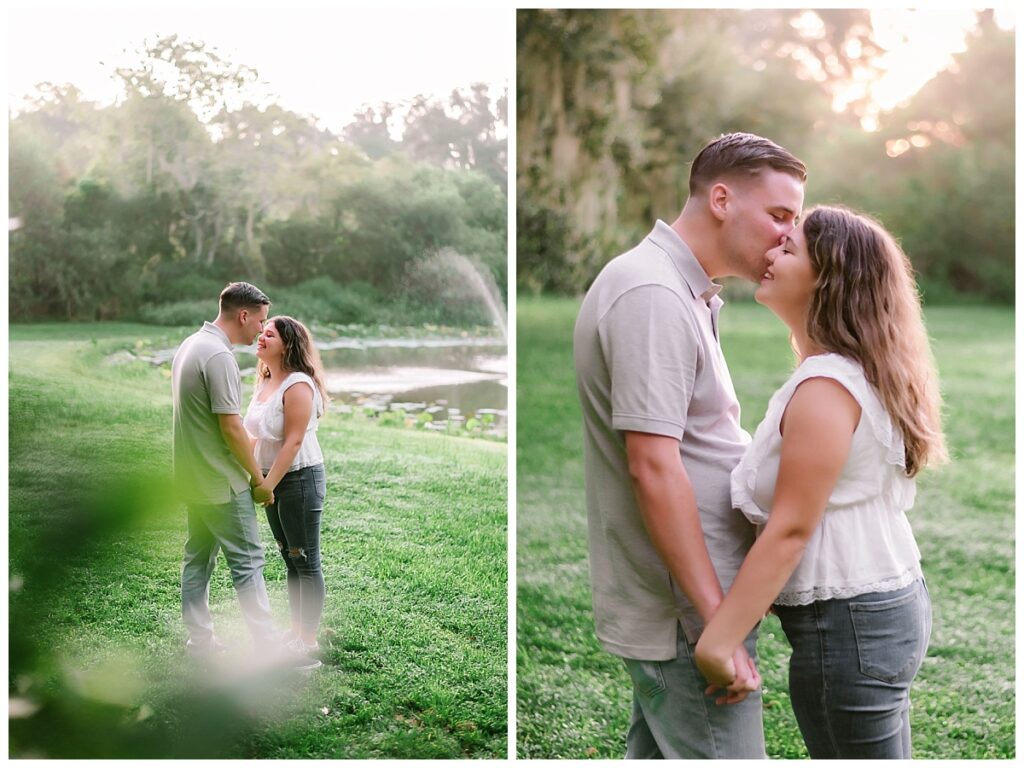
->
<box><xmin>694</xmin><ymin>639</ymin><xmax>761</xmax><ymax>706</ymax></box>
<box><xmin>251</xmin><ymin>481</ymin><xmax>274</xmax><ymax>506</ymax></box>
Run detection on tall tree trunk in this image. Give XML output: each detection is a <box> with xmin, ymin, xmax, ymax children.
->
<box><xmin>206</xmin><ymin>207</ymin><xmax>223</xmax><ymax>267</ymax></box>
<box><xmin>245</xmin><ymin>201</ymin><xmax>266</xmax><ymax>280</ymax></box>
<box><xmin>146</xmin><ymin>130</ymin><xmax>154</xmax><ymax>186</ymax></box>
<box><xmin>192</xmin><ymin>212</ymin><xmax>204</xmax><ymax>264</ymax></box>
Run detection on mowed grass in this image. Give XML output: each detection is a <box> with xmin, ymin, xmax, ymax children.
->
<box><xmin>515</xmin><ymin>296</ymin><xmax>1014</xmax><ymax>759</ymax></box>
<box><xmin>8</xmin><ymin>323</ymin><xmax>507</xmax><ymax>759</ymax></box>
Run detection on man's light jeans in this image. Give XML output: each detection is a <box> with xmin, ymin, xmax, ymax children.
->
<box><xmin>621</xmin><ymin>622</ymin><xmax>765</xmax><ymax>759</ymax></box>
<box><xmin>181</xmin><ymin>489</ymin><xmax>278</xmax><ymax>649</ymax></box>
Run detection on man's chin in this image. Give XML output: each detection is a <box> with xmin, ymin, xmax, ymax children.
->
<box><xmin>743</xmin><ymin>267</ymin><xmax>768</xmax><ymax>285</ymax></box>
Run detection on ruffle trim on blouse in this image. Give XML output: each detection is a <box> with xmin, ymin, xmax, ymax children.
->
<box><xmin>773</xmin><ymin>565</ymin><xmax>922</xmax><ymax>606</ymax></box>
<box><xmin>731</xmin><ymin>353</ymin><xmax>910</xmax><ymax>526</ymax></box>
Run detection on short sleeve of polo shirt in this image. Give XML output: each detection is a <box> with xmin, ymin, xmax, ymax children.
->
<box><xmin>599</xmin><ymin>284</ymin><xmax>698</xmax><ymax>439</ymax></box>
<box><xmin>205</xmin><ymin>351</ymin><xmax>242</xmax><ymax>414</ymax></box>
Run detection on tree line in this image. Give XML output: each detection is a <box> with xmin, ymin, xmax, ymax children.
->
<box><xmin>517</xmin><ymin>9</ymin><xmax>1013</xmax><ymax>303</ymax></box>
<box><xmin>10</xmin><ymin>36</ymin><xmax>508</xmax><ymax>326</ymax></box>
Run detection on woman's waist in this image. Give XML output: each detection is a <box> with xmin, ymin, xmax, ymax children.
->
<box><xmin>255</xmin><ymin>432</ymin><xmax>322</xmax><ymax>449</ymax></box>
<box><xmin>273</xmin><ymin>461</ymin><xmax>325</xmax><ymax>477</ymax></box>
<box><xmin>256</xmin><ymin>436</ymin><xmax>323</xmax><ymax>466</ymax></box>
<box><xmin>777</xmin><ymin>556</ymin><xmax>923</xmax><ymax>605</ymax></box>
<box><xmin>261</xmin><ymin>458</ymin><xmax>325</xmax><ymax>476</ymax></box>
<box><xmin>773</xmin><ymin>568</ymin><xmax>925</xmax><ymax>609</ymax></box>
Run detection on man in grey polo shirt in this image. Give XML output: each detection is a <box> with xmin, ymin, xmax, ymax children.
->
<box><xmin>173</xmin><ymin>281</ymin><xmax>281</xmax><ymax>657</ymax></box>
<box><xmin>574</xmin><ymin>133</ymin><xmax>806</xmax><ymax>758</ymax></box>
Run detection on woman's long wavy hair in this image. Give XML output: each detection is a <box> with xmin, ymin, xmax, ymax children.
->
<box><xmin>257</xmin><ymin>316</ymin><xmax>331</xmax><ymax>413</ymax></box>
<box><xmin>802</xmin><ymin>205</ymin><xmax>947</xmax><ymax>477</ymax></box>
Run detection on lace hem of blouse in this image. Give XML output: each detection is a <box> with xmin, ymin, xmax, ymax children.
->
<box><xmin>773</xmin><ymin>566</ymin><xmax>922</xmax><ymax>606</ymax></box>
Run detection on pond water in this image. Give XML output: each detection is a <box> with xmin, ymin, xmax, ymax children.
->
<box><xmin>239</xmin><ymin>337</ymin><xmax>508</xmax><ymax>431</ymax></box>
<box><xmin>130</xmin><ymin>333</ymin><xmax>508</xmax><ymax>434</ymax></box>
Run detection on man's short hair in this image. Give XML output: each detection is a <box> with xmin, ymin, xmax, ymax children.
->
<box><xmin>219</xmin><ymin>282</ymin><xmax>270</xmax><ymax>314</ymax></box>
<box><xmin>688</xmin><ymin>132</ymin><xmax>807</xmax><ymax>195</ymax></box>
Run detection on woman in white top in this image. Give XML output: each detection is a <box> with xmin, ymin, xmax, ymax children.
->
<box><xmin>244</xmin><ymin>315</ymin><xmax>330</xmax><ymax>663</ymax></box>
<box><xmin>694</xmin><ymin>205</ymin><xmax>947</xmax><ymax>758</ymax></box>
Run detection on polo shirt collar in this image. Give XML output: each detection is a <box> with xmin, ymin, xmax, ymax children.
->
<box><xmin>648</xmin><ymin>220</ymin><xmax>722</xmax><ymax>303</ymax></box>
<box><xmin>201</xmin><ymin>321</ymin><xmax>233</xmax><ymax>350</ymax></box>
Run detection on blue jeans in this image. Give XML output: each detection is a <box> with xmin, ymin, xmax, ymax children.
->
<box><xmin>621</xmin><ymin>623</ymin><xmax>766</xmax><ymax>759</ymax></box>
<box><xmin>774</xmin><ymin>579</ymin><xmax>932</xmax><ymax>759</ymax></box>
<box><xmin>264</xmin><ymin>464</ymin><xmax>326</xmax><ymax>639</ymax></box>
<box><xmin>181</xmin><ymin>489</ymin><xmax>279</xmax><ymax>648</ymax></box>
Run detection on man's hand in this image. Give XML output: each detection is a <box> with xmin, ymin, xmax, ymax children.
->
<box><xmin>252</xmin><ymin>483</ymin><xmax>274</xmax><ymax>506</ymax></box>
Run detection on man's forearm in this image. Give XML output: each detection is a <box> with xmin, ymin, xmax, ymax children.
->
<box><xmin>219</xmin><ymin>417</ymin><xmax>263</xmax><ymax>482</ymax></box>
<box><xmin>632</xmin><ymin>466</ymin><xmax>724</xmax><ymax>622</ymax></box>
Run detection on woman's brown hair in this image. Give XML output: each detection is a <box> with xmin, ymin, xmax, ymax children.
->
<box><xmin>802</xmin><ymin>205</ymin><xmax>948</xmax><ymax>476</ymax></box>
<box><xmin>257</xmin><ymin>316</ymin><xmax>331</xmax><ymax>413</ymax></box>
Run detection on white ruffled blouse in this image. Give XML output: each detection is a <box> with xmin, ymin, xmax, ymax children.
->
<box><xmin>243</xmin><ymin>372</ymin><xmax>325</xmax><ymax>473</ymax></box>
<box><xmin>731</xmin><ymin>353</ymin><xmax>923</xmax><ymax>606</ymax></box>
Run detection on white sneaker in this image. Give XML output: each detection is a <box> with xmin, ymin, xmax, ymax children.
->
<box><xmin>288</xmin><ymin>637</ymin><xmax>320</xmax><ymax>653</ymax></box>
<box><xmin>282</xmin><ymin>638</ymin><xmax>322</xmax><ymax>671</ymax></box>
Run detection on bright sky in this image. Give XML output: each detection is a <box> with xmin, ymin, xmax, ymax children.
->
<box><xmin>831</xmin><ymin>8</ymin><xmax>1015</xmax><ymax>128</ymax></box>
<box><xmin>7</xmin><ymin>6</ymin><xmax>511</xmax><ymax>133</ymax></box>
<box><xmin>6</xmin><ymin>7</ymin><xmax>1014</xmax><ymax>133</ymax></box>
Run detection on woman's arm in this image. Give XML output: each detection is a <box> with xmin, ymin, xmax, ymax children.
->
<box><xmin>261</xmin><ymin>382</ymin><xmax>314</xmax><ymax>492</ymax></box>
<box><xmin>626</xmin><ymin>431</ymin><xmax>761</xmax><ymax>702</ymax></box>
<box><xmin>694</xmin><ymin>377</ymin><xmax>861</xmax><ymax>689</ymax></box>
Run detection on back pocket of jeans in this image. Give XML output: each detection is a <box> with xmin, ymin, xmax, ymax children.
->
<box><xmin>625</xmin><ymin>659</ymin><xmax>666</xmax><ymax>698</ymax></box>
<box><xmin>849</xmin><ymin>588</ymin><xmax>925</xmax><ymax>684</ymax></box>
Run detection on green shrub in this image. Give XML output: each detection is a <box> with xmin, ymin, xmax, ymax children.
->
<box><xmin>138</xmin><ymin>300</ymin><xmax>215</xmax><ymax>326</ymax></box>
<box><xmin>158</xmin><ymin>275</ymin><xmax>229</xmax><ymax>302</ymax></box>
<box><xmin>271</xmin><ymin>277</ymin><xmax>384</xmax><ymax>326</ymax></box>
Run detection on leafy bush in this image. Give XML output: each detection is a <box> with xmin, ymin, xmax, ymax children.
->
<box><xmin>158</xmin><ymin>274</ymin><xmax>230</xmax><ymax>302</ymax></box>
<box><xmin>269</xmin><ymin>277</ymin><xmax>384</xmax><ymax>326</ymax></box>
<box><xmin>138</xmin><ymin>300</ymin><xmax>216</xmax><ymax>327</ymax></box>
<box><xmin>137</xmin><ymin>271</ymin><xmax>507</xmax><ymax>330</ymax></box>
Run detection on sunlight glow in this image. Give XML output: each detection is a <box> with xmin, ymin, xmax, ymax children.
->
<box><xmin>825</xmin><ymin>9</ymin><xmax>1014</xmax><ymax>131</ymax></box>
<box><xmin>868</xmin><ymin>9</ymin><xmax>977</xmax><ymax>111</ymax></box>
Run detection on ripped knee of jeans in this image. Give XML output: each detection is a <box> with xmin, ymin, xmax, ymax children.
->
<box><xmin>274</xmin><ymin>540</ymin><xmax>286</xmax><ymax>553</ymax></box>
<box><xmin>287</xmin><ymin>546</ymin><xmax>307</xmax><ymax>564</ymax></box>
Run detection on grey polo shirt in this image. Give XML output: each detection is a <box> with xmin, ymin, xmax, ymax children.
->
<box><xmin>573</xmin><ymin>220</ymin><xmax>755</xmax><ymax>661</ymax></box>
<box><xmin>171</xmin><ymin>322</ymin><xmax>250</xmax><ymax>505</ymax></box>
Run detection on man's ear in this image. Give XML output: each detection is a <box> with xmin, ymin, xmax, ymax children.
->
<box><xmin>238</xmin><ymin>308</ymin><xmax>248</xmax><ymax>325</ymax></box>
<box><xmin>708</xmin><ymin>181</ymin><xmax>730</xmax><ymax>222</ymax></box>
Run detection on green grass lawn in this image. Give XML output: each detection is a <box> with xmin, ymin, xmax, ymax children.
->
<box><xmin>515</xmin><ymin>296</ymin><xmax>1014</xmax><ymax>759</ymax></box>
<box><xmin>8</xmin><ymin>323</ymin><xmax>507</xmax><ymax>759</ymax></box>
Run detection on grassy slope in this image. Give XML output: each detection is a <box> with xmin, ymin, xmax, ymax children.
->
<box><xmin>515</xmin><ymin>297</ymin><xmax>1014</xmax><ymax>759</ymax></box>
<box><xmin>8</xmin><ymin>323</ymin><xmax>507</xmax><ymax>759</ymax></box>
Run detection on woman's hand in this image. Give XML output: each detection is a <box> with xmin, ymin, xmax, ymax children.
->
<box><xmin>695</xmin><ymin>640</ymin><xmax>761</xmax><ymax>705</ymax></box>
<box><xmin>252</xmin><ymin>482</ymin><xmax>274</xmax><ymax>506</ymax></box>
<box><xmin>694</xmin><ymin>637</ymin><xmax>735</xmax><ymax>689</ymax></box>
